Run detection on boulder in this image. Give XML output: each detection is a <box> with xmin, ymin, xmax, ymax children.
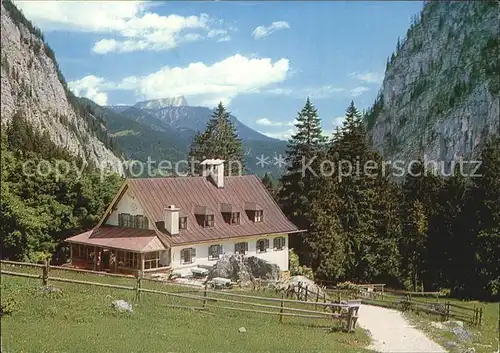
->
<box><xmin>268</xmin><ymin>275</ymin><xmax>328</xmax><ymax>301</ymax></box>
<box><xmin>208</xmin><ymin>253</ymin><xmax>280</xmax><ymax>285</ymax></box>
<box><xmin>112</xmin><ymin>299</ymin><xmax>133</xmax><ymax>313</ymax></box>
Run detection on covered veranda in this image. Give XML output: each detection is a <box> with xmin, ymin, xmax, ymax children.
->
<box><xmin>66</xmin><ymin>226</ymin><xmax>170</xmax><ymax>275</ymax></box>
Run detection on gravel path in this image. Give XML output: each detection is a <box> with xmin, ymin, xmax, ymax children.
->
<box><xmin>357</xmin><ymin>304</ymin><xmax>447</xmax><ymax>353</ymax></box>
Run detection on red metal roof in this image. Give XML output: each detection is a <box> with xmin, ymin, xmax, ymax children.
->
<box><xmin>66</xmin><ymin>226</ymin><xmax>166</xmax><ymax>252</ymax></box>
<box><xmin>127</xmin><ymin>175</ymin><xmax>299</xmax><ymax>246</ymax></box>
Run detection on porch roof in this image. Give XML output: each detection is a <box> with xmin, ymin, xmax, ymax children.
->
<box><xmin>66</xmin><ymin>226</ymin><xmax>166</xmax><ymax>253</ymax></box>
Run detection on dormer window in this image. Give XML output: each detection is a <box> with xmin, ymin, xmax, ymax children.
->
<box><xmin>179</xmin><ymin>217</ymin><xmax>187</xmax><ymax>230</ymax></box>
<box><xmin>220</xmin><ymin>203</ymin><xmax>240</xmax><ymax>225</ymax></box>
<box><xmin>244</xmin><ymin>202</ymin><xmax>263</xmax><ymax>223</ymax></box>
<box><xmin>194</xmin><ymin>205</ymin><xmax>215</xmax><ymax>228</ymax></box>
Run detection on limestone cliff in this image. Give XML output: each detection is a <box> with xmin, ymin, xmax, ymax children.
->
<box><xmin>366</xmin><ymin>1</ymin><xmax>499</xmax><ymax>168</ymax></box>
<box><xmin>0</xmin><ymin>1</ymin><xmax>124</xmax><ymax>174</ymax></box>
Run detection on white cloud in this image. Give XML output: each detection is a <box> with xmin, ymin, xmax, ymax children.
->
<box><xmin>350</xmin><ymin>86</ymin><xmax>370</xmax><ymax>97</ymax></box>
<box><xmin>266</xmin><ymin>88</ymin><xmax>293</xmax><ymax>95</ymax></box>
<box><xmin>266</xmin><ymin>85</ymin><xmax>344</xmax><ymax>99</ymax></box>
<box><xmin>14</xmin><ymin>1</ymin><xmax>230</xmax><ymax>54</ymax></box>
<box><xmin>252</xmin><ymin>21</ymin><xmax>289</xmax><ymax>39</ymax></box>
<box><xmin>323</xmin><ymin>116</ymin><xmax>346</xmax><ymax>135</ymax></box>
<box><xmin>68</xmin><ymin>75</ymin><xmax>111</xmax><ymax>105</ymax></box>
<box><xmin>349</xmin><ymin>71</ymin><xmax>384</xmax><ymax>84</ymax></box>
<box><xmin>256</xmin><ymin>118</ymin><xmax>295</xmax><ymax>126</ymax></box>
<box><xmin>68</xmin><ymin>54</ymin><xmax>290</xmax><ymax>106</ymax></box>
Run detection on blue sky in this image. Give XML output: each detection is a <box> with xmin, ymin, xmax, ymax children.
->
<box><xmin>16</xmin><ymin>0</ymin><xmax>423</xmax><ymax>140</ymax></box>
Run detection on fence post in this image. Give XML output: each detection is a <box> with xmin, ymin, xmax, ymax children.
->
<box><xmin>478</xmin><ymin>307</ymin><xmax>483</xmax><ymax>327</ymax></box>
<box><xmin>446</xmin><ymin>301</ymin><xmax>450</xmax><ymax>321</ymax></box>
<box><xmin>135</xmin><ymin>270</ymin><xmax>142</xmax><ymax>302</ymax></box>
<box><xmin>315</xmin><ymin>290</ymin><xmax>319</xmax><ymax>309</ymax></box>
<box><xmin>323</xmin><ymin>292</ymin><xmax>327</xmax><ymax>311</ymax></box>
<box><xmin>203</xmin><ymin>282</ymin><xmax>208</xmax><ymax>309</ymax></box>
<box><xmin>346</xmin><ymin>306</ymin><xmax>354</xmax><ymax>333</ymax></box>
<box><xmin>279</xmin><ymin>292</ymin><xmax>285</xmax><ymax>324</ymax></box>
<box><xmin>42</xmin><ymin>259</ymin><xmax>49</xmax><ymax>286</ymax></box>
<box><xmin>305</xmin><ymin>285</ymin><xmax>308</xmax><ymax>302</ymax></box>
<box><xmin>296</xmin><ymin>282</ymin><xmax>301</xmax><ymax>300</ymax></box>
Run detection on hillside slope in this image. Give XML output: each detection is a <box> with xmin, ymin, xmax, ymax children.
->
<box><xmin>0</xmin><ymin>1</ymin><xmax>123</xmax><ymax>174</ymax></box>
<box><xmin>366</xmin><ymin>1</ymin><xmax>499</xmax><ymax>168</ymax></box>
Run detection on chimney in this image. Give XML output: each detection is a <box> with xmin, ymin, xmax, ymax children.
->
<box><xmin>200</xmin><ymin>159</ymin><xmax>225</xmax><ymax>188</ymax></box>
<box><xmin>164</xmin><ymin>205</ymin><xmax>180</xmax><ymax>235</ymax></box>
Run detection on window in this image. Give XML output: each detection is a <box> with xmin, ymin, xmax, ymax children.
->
<box><xmin>234</xmin><ymin>242</ymin><xmax>248</xmax><ymax>255</ymax></box>
<box><xmin>179</xmin><ymin>217</ymin><xmax>187</xmax><ymax>230</ymax></box>
<box><xmin>144</xmin><ymin>251</ymin><xmax>160</xmax><ymax>269</ymax></box>
<box><xmin>204</xmin><ymin>215</ymin><xmax>214</xmax><ymax>228</ymax></box>
<box><xmin>118</xmin><ymin>251</ymin><xmax>139</xmax><ymax>269</ymax></box>
<box><xmin>231</xmin><ymin>212</ymin><xmax>240</xmax><ymax>224</ymax></box>
<box><xmin>119</xmin><ymin>213</ymin><xmax>131</xmax><ymax>227</ymax></box>
<box><xmin>181</xmin><ymin>248</ymin><xmax>196</xmax><ymax>264</ymax></box>
<box><xmin>72</xmin><ymin>244</ymin><xmax>93</xmax><ymax>261</ymax></box>
<box><xmin>273</xmin><ymin>237</ymin><xmax>286</xmax><ymax>251</ymax></box>
<box><xmin>254</xmin><ymin>211</ymin><xmax>263</xmax><ymax>222</ymax></box>
<box><xmin>209</xmin><ymin>244</ymin><xmax>222</xmax><ymax>260</ymax></box>
<box><xmin>118</xmin><ymin>213</ymin><xmax>149</xmax><ymax>229</ymax></box>
<box><xmin>256</xmin><ymin>239</ymin><xmax>269</xmax><ymax>253</ymax></box>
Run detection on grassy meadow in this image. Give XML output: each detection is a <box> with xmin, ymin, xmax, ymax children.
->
<box><xmin>0</xmin><ymin>264</ymin><xmax>371</xmax><ymax>353</ymax></box>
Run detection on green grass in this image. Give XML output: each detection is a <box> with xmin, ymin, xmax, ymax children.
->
<box><xmin>405</xmin><ymin>301</ymin><xmax>499</xmax><ymax>353</ymax></box>
<box><xmin>1</xmin><ymin>264</ymin><xmax>371</xmax><ymax>353</ymax></box>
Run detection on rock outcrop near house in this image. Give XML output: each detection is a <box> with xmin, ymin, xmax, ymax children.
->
<box><xmin>366</xmin><ymin>1</ymin><xmax>499</xmax><ymax>170</ymax></box>
<box><xmin>0</xmin><ymin>1</ymin><xmax>123</xmax><ymax>174</ymax></box>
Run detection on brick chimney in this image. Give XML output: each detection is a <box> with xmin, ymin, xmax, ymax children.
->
<box><xmin>164</xmin><ymin>205</ymin><xmax>180</xmax><ymax>235</ymax></box>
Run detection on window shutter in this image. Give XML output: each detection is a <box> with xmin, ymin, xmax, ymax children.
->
<box><xmin>265</xmin><ymin>239</ymin><xmax>269</xmax><ymax>249</ymax></box>
<box><xmin>219</xmin><ymin>245</ymin><xmax>223</xmax><ymax>255</ymax></box>
<box><xmin>245</xmin><ymin>242</ymin><xmax>248</xmax><ymax>253</ymax></box>
<box><xmin>191</xmin><ymin>248</ymin><xmax>196</xmax><ymax>258</ymax></box>
<box><xmin>118</xmin><ymin>213</ymin><xmax>123</xmax><ymax>226</ymax></box>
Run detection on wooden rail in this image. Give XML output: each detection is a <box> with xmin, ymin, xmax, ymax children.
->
<box><xmin>1</xmin><ymin>261</ymin><xmax>360</xmax><ymax>332</ymax></box>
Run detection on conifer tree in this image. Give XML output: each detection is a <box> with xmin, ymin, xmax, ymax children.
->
<box><xmin>278</xmin><ymin>98</ymin><xmax>327</xmax><ymax>258</ymax></box>
<box><xmin>188</xmin><ymin>102</ymin><xmax>245</xmax><ymax>176</ymax></box>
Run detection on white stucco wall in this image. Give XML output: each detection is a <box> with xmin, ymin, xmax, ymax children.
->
<box><xmin>106</xmin><ymin>190</ymin><xmax>155</xmax><ymax>230</ymax></box>
<box><xmin>171</xmin><ymin>234</ymin><xmax>289</xmax><ymax>271</ymax></box>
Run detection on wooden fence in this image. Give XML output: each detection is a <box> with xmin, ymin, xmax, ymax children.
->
<box><xmin>0</xmin><ymin>260</ymin><xmax>360</xmax><ymax>332</ymax></box>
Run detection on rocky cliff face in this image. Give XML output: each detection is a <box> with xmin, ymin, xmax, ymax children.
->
<box><xmin>366</xmin><ymin>1</ymin><xmax>499</xmax><ymax>170</ymax></box>
<box><xmin>0</xmin><ymin>1</ymin><xmax>123</xmax><ymax>174</ymax></box>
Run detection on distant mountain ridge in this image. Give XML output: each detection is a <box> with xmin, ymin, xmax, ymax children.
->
<box><xmin>109</xmin><ymin>97</ymin><xmax>280</xmax><ymax>142</ymax></box>
<box><xmin>134</xmin><ymin>96</ymin><xmax>188</xmax><ymax>109</ymax></box>
<box><xmin>104</xmin><ymin>98</ymin><xmax>287</xmax><ymax>176</ymax></box>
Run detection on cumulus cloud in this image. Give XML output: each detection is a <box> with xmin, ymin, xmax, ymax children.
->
<box><xmin>350</xmin><ymin>86</ymin><xmax>370</xmax><ymax>97</ymax></box>
<box><xmin>14</xmin><ymin>1</ymin><xmax>230</xmax><ymax>54</ymax></box>
<box><xmin>68</xmin><ymin>54</ymin><xmax>290</xmax><ymax>106</ymax></box>
<box><xmin>68</xmin><ymin>75</ymin><xmax>111</xmax><ymax>106</ymax></box>
<box><xmin>252</xmin><ymin>21</ymin><xmax>289</xmax><ymax>39</ymax></box>
<box><xmin>266</xmin><ymin>85</ymin><xmax>344</xmax><ymax>99</ymax></box>
<box><xmin>349</xmin><ymin>71</ymin><xmax>384</xmax><ymax>84</ymax></box>
<box><xmin>256</xmin><ymin>118</ymin><xmax>295</xmax><ymax>126</ymax></box>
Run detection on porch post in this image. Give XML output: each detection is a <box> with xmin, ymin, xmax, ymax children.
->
<box><xmin>140</xmin><ymin>253</ymin><xmax>145</xmax><ymax>272</ymax></box>
<box><xmin>69</xmin><ymin>243</ymin><xmax>73</xmax><ymax>265</ymax></box>
<box><xmin>93</xmin><ymin>246</ymin><xmax>97</xmax><ymax>270</ymax></box>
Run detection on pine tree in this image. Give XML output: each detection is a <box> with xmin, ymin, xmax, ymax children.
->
<box><xmin>261</xmin><ymin>172</ymin><xmax>278</xmax><ymax>200</ymax></box>
<box><xmin>467</xmin><ymin>137</ymin><xmax>500</xmax><ymax>298</ymax></box>
<box><xmin>278</xmin><ymin>98</ymin><xmax>327</xmax><ymax>259</ymax></box>
<box><xmin>188</xmin><ymin>102</ymin><xmax>245</xmax><ymax>176</ymax></box>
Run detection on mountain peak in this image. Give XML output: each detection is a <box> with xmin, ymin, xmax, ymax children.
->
<box><xmin>134</xmin><ymin>96</ymin><xmax>188</xmax><ymax>109</ymax></box>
